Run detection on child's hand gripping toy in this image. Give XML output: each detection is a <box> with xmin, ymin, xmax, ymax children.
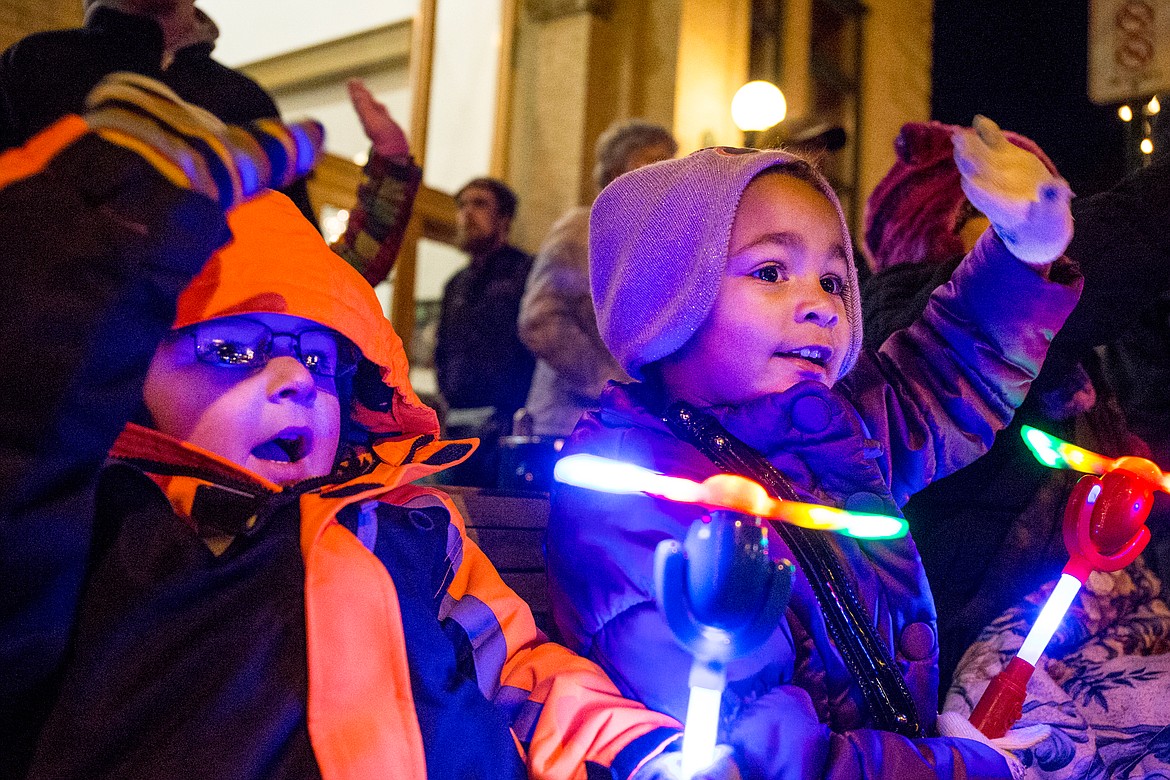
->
<box><xmin>554</xmin><ymin>454</ymin><xmax>909</xmax><ymax>778</ymax></box>
<box><xmin>968</xmin><ymin>426</ymin><xmax>1159</xmax><ymax>739</ymax></box>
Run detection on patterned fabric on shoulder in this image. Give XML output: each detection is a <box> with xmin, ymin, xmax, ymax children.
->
<box><xmin>945</xmin><ymin>557</ymin><xmax>1170</xmax><ymax>779</ymax></box>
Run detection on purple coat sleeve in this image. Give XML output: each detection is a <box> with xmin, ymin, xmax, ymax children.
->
<box><xmin>844</xmin><ymin>229</ymin><xmax>1082</xmax><ymax>507</ymax></box>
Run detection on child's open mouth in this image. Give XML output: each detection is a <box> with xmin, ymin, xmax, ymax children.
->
<box><xmin>777</xmin><ymin>346</ymin><xmax>831</xmax><ymax>369</ymax></box>
<box><xmin>251</xmin><ymin>428</ymin><xmax>312</xmax><ymax>463</ymax></box>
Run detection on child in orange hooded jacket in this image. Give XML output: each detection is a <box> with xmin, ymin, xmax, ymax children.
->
<box><xmin>0</xmin><ymin>75</ymin><xmax>713</xmax><ymax>780</ymax></box>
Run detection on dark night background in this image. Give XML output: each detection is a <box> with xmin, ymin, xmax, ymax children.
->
<box><xmin>932</xmin><ymin>0</ymin><xmax>1136</xmax><ymax>198</ymax></box>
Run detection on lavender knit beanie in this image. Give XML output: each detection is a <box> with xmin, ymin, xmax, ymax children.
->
<box><xmin>863</xmin><ymin>121</ymin><xmax>1058</xmax><ymax>273</ymax></box>
<box><xmin>590</xmin><ymin>146</ymin><xmax>862</xmax><ymax>382</ymax></box>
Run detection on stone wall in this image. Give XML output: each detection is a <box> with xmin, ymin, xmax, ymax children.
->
<box><xmin>503</xmin><ymin>0</ymin><xmax>932</xmax><ymax>256</ymax></box>
<box><xmin>505</xmin><ymin>0</ymin><xmax>685</xmax><ymax>252</ymax></box>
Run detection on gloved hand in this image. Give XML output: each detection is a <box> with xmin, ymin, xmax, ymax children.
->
<box><xmin>952</xmin><ymin>115</ymin><xmax>1073</xmax><ymax>265</ymax></box>
<box><xmin>632</xmin><ymin>744</ymin><xmax>742</xmax><ymax>780</ymax></box>
<box><xmin>937</xmin><ymin>710</ymin><xmax>1050</xmax><ymax>780</ymax></box>
<box><xmin>83</xmin><ymin>72</ymin><xmax>324</xmax><ymax>208</ymax></box>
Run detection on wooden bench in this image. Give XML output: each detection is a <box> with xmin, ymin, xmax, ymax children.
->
<box><xmin>441</xmin><ymin>485</ymin><xmax>558</xmax><ymax>640</ymax></box>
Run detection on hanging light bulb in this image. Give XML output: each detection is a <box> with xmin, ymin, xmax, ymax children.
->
<box><xmin>731</xmin><ymin>81</ymin><xmax>787</xmax><ymax>132</ymax></box>
<box><xmin>1142</xmin><ymin>138</ymin><xmax>1154</xmax><ymax>154</ymax></box>
<box><xmin>1149</xmin><ymin>95</ymin><xmax>1161</xmax><ymax>115</ymax></box>
<box><xmin>1119</xmin><ymin>105</ymin><xmax>1134</xmax><ymax>122</ymax></box>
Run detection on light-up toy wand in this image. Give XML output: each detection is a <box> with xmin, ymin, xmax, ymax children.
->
<box><xmin>553</xmin><ymin>454</ymin><xmax>909</xmax><ymax>541</ymax></box>
<box><xmin>968</xmin><ymin>426</ymin><xmax>1159</xmax><ymax>739</ymax></box>
<box><xmin>554</xmin><ymin>453</ymin><xmax>909</xmax><ymax>778</ymax></box>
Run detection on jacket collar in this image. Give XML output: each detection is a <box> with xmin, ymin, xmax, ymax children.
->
<box><xmin>110</xmin><ymin>423</ymin><xmax>286</xmax><ymax>540</ymax></box>
<box><xmin>86</xmin><ymin>5</ymin><xmax>165</xmax><ymax>44</ymax></box>
<box><xmin>598</xmin><ymin>379</ymin><xmax>864</xmax><ymax>450</ymax></box>
<box><xmin>108</xmin><ymin>423</ymin><xmax>476</xmax><ymax>538</ymax></box>
<box><xmin>598</xmin><ymin>380</ymin><xmax>889</xmax><ymax>507</ymax></box>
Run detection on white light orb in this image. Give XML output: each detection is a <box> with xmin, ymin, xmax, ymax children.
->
<box><xmin>731</xmin><ymin>81</ymin><xmax>787</xmax><ymax>132</ymax></box>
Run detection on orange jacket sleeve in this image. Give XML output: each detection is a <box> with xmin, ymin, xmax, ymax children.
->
<box><xmin>423</xmin><ymin>488</ymin><xmax>682</xmax><ymax>780</ymax></box>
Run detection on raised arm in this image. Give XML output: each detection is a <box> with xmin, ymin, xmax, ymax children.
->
<box><xmin>0</xmin><ymin>74</ymin><xmax>322</xmax><ymax>779</ymax></box>
<box><xmin>849</xmin><ymin>117</ymin><xmax>1082</xmax><ymax>503</ymax></box>
<box><xmin>331</xmin><ymin>79</ymin><xmax>422</xmax><ymax>286</ymax></box>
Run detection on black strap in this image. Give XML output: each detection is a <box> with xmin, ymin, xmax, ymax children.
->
<box><xmin>664</xmin><ymin>402</ymin><xmax>922</xmax><ymax>737</ymax></box>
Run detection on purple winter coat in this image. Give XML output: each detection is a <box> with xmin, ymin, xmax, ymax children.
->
<box><xmin>547</xmin><ymin>231</ymin><xmax>1082</xmax><ymax>780</ymax></box>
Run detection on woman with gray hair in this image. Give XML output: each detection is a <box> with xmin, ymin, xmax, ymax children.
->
<box><xmin>518</xmin><ymin>118</ymin><xmax>677</xmax><ymax>437</ymax></box>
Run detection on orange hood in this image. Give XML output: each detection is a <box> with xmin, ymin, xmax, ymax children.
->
<box><xmin>174</xmin><ymin>190</ymin><xmax>438</xmax><ymax>441</ymax></box>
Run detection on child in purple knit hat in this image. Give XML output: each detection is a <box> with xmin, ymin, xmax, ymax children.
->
<box><xmin>546</xmin><ymin>117</ymin><xmax>1080</xmax><ymax>780</ymax></box>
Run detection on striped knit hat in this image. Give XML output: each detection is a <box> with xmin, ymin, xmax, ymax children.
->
<box><xmin>589</xmin><ymin>146</ymin><xmax>862</xmax><ymax>382</ymax></box>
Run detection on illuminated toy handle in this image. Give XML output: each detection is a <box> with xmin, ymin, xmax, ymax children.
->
<box><xmin>968</xmin><ymin>656</ymin><xmax>1035</xmax><ymax>739</ymax></box>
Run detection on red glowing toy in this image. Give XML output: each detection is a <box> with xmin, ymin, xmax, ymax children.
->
<box><xmin>968</xmin><ymin>428</ymin><xmax>1158</xmax><ymax>739</ymax></box>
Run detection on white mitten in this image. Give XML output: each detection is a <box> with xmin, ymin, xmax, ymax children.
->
<box><xmin>937</xmin><ymin>711</ymin><xmax>1051</xmax><ymax>780</ymax></box>
<box><xmin>632</xmin><ymin>744</ymin><xmax>742</xmax><ymax>780</ymax></box>
<box><xmin>951</xmin><ymin>115</ymin><xmax>1073</xmax><ymax>265</ymax></box>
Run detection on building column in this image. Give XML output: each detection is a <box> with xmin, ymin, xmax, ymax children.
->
<box><xmin>504</xmin><ymin>0</ymin><xmax>683</xmax><ymax>251</ymax></box>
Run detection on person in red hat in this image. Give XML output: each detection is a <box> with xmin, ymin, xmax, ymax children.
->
<box><xmin>860</xmin><ymin>121</ymin><xmax>1166</xmax><ymax>697</ymax></box>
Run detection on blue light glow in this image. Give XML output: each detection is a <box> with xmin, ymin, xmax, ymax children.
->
<box><xmin>292</xmin><ymin>124</ymin><xmax>315</xmax><ymax>176</ymax></box>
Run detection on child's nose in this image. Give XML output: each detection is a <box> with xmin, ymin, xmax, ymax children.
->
<box><xmin>265</xmin><ymin>355</ymin><xmax>317</xmax><ymax>401</ymax></box>
<box><xmin>794</xmin><ymin>285</ymin><xmax>839</xmax><ymax>328</ymax></box>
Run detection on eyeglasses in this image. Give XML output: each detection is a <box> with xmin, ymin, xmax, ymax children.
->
<box><xmin>181</xmin><ymin>319</ymin><xmax>359</xmax><ymax>378</ymax></box>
